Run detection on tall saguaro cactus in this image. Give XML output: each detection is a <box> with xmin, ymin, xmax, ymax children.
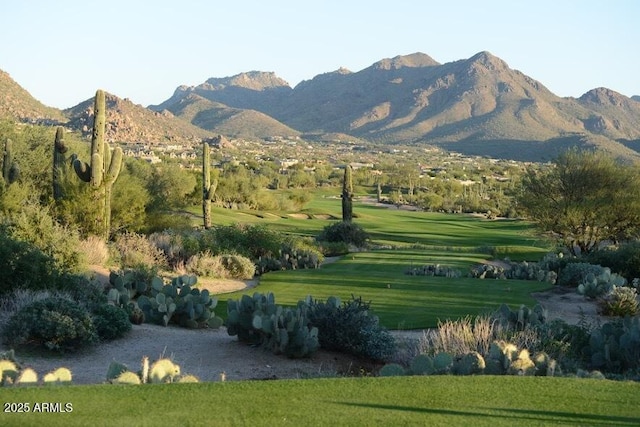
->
<box><xmin>202</xmin><ymin>141</ymin><xmax>218</xmax><ymax>229</ymax></box>
<box><xmin>2</xmin><ymin>138</ymin><xmax>19</xmax><ymax>184</ymax></box>
<box><xmin>341</xmin><ymin>164</ymin><xmax>353</xmax><ymax>222</ymax></box>
<box><xmin>52</xmin><ymin>126</ymin><xmax>68</xmax><ymax>201</ymax></box>
<box><xmin>72</xmin><ymin>90</ymin><xmax>123</xmax><ymax>240</ymax></box>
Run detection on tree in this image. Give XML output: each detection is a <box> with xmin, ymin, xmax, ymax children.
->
<box><xmin>147</xmin><ymin>165</ymin><xmax>197</xmax><ymax>211</ymax></box>
<box><xmin>518</xmin><ymin>149</ymin><xmax>640</xmax><ymax>255</ymax></box>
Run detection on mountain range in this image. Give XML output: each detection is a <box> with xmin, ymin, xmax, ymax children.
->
<box><xmin>2</xmin><ymin>51</ymin><xmax>640</xmax><ymax>161</ymax></box>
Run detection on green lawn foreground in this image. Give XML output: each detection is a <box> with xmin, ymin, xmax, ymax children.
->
<box><xmin>218</xmin><ymin>249</ymin><xmax>552</xmax><ymax>329</ymax></box>
<box><xmin>1</xmin><ymin>376</ymin><xmax>638</xmax><ymax>426</ymax></box>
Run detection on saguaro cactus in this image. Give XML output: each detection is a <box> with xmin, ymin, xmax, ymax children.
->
<box><xmin>72</xmin><ymin>90</ymin><xmax>123</xmax><ymax>239</ymax></box>
<box><xmin>341</xmin><ymin>164</ymin><xmax>353</xmax><ymax>222</ymax></box>
<box><xmin>2</xmin><ymin>138</ymin><xmax>19</xmax><ymax>184</ymax></box>
<box><xmin>52</xmin><ymin>126</ymin><xmax>68</xmax><ymax>201</ymax></box>
<box><xmin>202</xmin><ymin>141</ymin><xmax>218</xmax><ymax>229</ymax></box>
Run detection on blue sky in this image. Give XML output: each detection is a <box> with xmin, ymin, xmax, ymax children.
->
<box><xmin>1</xmin><ymin>0</ymin><xmax>638</xmax><ymax>109</ymax></box>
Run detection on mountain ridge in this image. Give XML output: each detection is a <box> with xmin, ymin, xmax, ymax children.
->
<box><xmin>2</xmin><ymin>51</ymin><xmax>640</xmax><ymax>161</ymax></box>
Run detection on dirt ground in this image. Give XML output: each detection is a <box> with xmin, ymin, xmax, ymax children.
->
<box><xmin>0</xmin><ymin>275</ymin><xmax>611</xmax><ymax>386</ymax></box>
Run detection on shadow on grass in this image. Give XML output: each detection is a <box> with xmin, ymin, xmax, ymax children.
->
<box><xmin>334</xmin><ymin>402</ymin><xmax>640</xmax><ymax>426</ymax></box>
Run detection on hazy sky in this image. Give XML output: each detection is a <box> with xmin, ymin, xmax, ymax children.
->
<box><xmin>1</xmin><ymin>0</ymin><xmax>638</xmax><ymax>109</ymax></box>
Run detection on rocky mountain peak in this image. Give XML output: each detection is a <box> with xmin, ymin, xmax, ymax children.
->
<box><xmin>466</xmin><ymin>51</ymin><xmax>509</xmax><ymax>72</ymax></box>
<box><xmin>373</xmin><ymin>52</ymin><xmax>440</xmax><ymax>70</ymax></box>
<box><xmin>204</xmin><ymin>71</ymin><xmax>291</xmax><ymax>91</ymax></box>
<box><xmin>579</xmin><ymin>87</ymin><xmax>628</xmax><ymax>107</ymax></box>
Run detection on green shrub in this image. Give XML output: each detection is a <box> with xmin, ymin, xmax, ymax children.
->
<box><xmin>91</xmin><ymin>304</ymin><xmax>132</xmax><ymax>340</ymax></box>
<box><xmin>58</xmin><ymin>274</ymin><xmax>108</xmax><ymax>311</ymax></box>
<box><xmin>317</xmin><ymin>221</ymin><xmax>369</xmax><ymax>247</ymax></box>
<box><xmin>2</xmin><ymin>297</ymin><xmax>98</xmax><ymax>353</ymax></box>
<box><xmin>535</xmin><ymin>319</ymin><xmax>591</xmax><ymax>368</ymax></box>
<box><xmin>306</xmin><ymin>295</ymin><xmax>396</xmax><ymax>361</ymax></box>
<box><xmin>317</xmin><ymin>241</ymin><xmax>349</xmax><ymax>256</ymax></box>
<box><xmin>201</xmin><ymin>224</ymin><xmax>284</xmax><ymax>259</ymax></box>
<box><xmin>0</xmin><ymin>232</ymin><xmax>60</xmax><ymax>296</ymax></box>
<box><xmin>219</xmin><ymin>254</ymin><xmax>255</xmax><ymax>279</ymax></box>
<box><xmin>587</xmin><ymin>242</ymin><xmax>640</xmax><ymax>282</ymax></box>
<box><xmin>599</xmin><ymin>287</ymin><xmax>639</xmax><ymax>317</ymax></box>
<box><xmin>4</xmin><ymin>204</ymin><xmax>86</xmax><ymax>274</ymax></box>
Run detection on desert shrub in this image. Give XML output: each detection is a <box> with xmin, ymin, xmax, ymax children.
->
<box><xmin>185</xmin><ymin>251</ymin><xmax>225</xmax><ymax>278</ymax></box>
<box><xmin>599</xmin><ymin>286</ymin><xmax>639</xmax><ymax>317</ymax></box>
<box><xmin>317</xmin><ymin>241</ymin><xmax>349</xmax><ymax>256</ymax></box>
<box><xmin>0</xmin><ymin>232</ymin><xmax>60</xmax><ymax>296</ymax></box>
<box><xmin>306</xmin><ymin>295</ymin><xmax>396</xmax><ymax>361</ymax></box>
<box><xmin>142</xmin><ymin>212</ymin><xmax>193</xmax><ymax>234</ymax></box>
<box><xmin>112</xmin><ymin>232</ymin><xmax>168</xmax><ymax>270</ymax></box>
<box><xmin>148</xmin><ymin>230</ymin><xmax>201</xmax><ymax>268</ymax></box>
<box><xmin>587</xmin><ymin>242</ymin><xmax>640</xmax><ymax>281</ymax></box>
<box><xmin>0</xmin><ymin>289</ymin><xmax>59</xmax><ymax>334</ymax></box>
<box><xmin>2</xmin><ymin>297</ymin><xmax>98</xmax><ymax>353</ymax></box>
<box><xmin>219</xmin><ymin>254</ymin><xmax>255</xmax><ymax>279</ymax></box>
<box><xmin>58</xmin><ymin>274</ymin><xmax>108</xmax><ymax>311</ymax></box>
<box><xmin>185</xmin><ymin>252</ymin><xmax>254</xmax><ymax>279</ymax></box>
<box><xmin>201</xmin><ymin>224</ymin><xmax>283</xmax><ymax>259</ymax></box>
<box><xmin>535</xmin><ymin>319</ymin><xmax>592</xmax><ymax>368</ymax></box>
<box><xmin>78</xmin><ymin>235</ymin><xmax>109</xmax><ymax>265</ymax></box>
<box><xmin>91</xmin><ymin>303</ymin><xmax>131</xmax><ymax>341</ymax></box>
<box><xmin>317</xmin><ymin>221</ymin><xmax>369</xmax><ymax>247</ymax></box>
<box><xmin>3</xmin><ymin>205</ymin><xmax>86</xmax><ymax>274</ymax></box>
<box><xmin>557</xmin><ymin>262</ymin><xmax>605</xmax><ymax>287</ymax></box>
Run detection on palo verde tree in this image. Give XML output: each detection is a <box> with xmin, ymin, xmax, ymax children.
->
<box><xmin>202</xmin><ymin>141</ymin><xmax>218</xmax><ymax>229</ymax></box>
<box><xmin>518</xmin><ymin>149</ymin><xmax>640</xmax><ymax>255</ymax></box>
<box><xmin>72</xmin><ymin>90</ymin><xmax>123</xmax><ymax>240</ymax></box>
<box><xmin>341</xmin><ymin>164</ymin><xmax>353</xmax><ymax>222</ymax></box>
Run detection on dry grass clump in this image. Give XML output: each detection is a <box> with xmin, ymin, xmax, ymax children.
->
<box><xmin>79</xmin><ymin>235</ymin><xmax>110</xmax><ymax>265</ymax></box>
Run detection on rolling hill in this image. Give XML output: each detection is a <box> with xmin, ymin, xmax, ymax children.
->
<box><xmin>63</xmin><ymin>93</ymin><xmax>215</xmax><ymax>144</ymax></box>
<box><xmin>0</xmin><ymin>70</ymin><xmax>66</xmax><ymax>124</ymax></box>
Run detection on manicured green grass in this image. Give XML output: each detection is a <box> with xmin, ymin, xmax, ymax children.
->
<box><xmin>193</xmin><ymin>192</ymin><xmax>551</xmax><ymax>261</ymax></box>
<box><xmin>200</xmin><ymin>193</ymin><xmax>552</xmax><ymax>329</ymax></box>
<box><xmin>2</xmin><ymin>376</ymin><xmax>638</xmax><ymax>426</ymax></box>
<box><xmin>217</xmin><ymin>249</ymin><xmax>552</xmax><ymax>330</ymax></box>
